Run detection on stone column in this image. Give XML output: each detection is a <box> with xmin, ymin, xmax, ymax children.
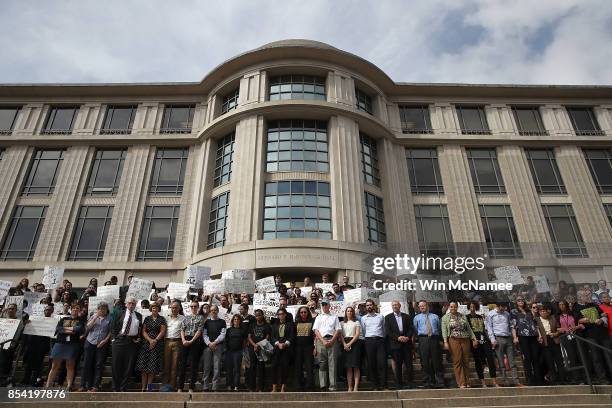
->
<box><xmin>373</xmin><ymin>95</ymin><xmax>389</xmax><ymax>125</ymax></box>
<box><xmin>172</xmin><ymin>144</ymin><xmax>199</xmax><ymax>261</ymax></box>
<box><xmin>431</xmin><ymin>103</ymin><xmax>459</xmax><ymax>136</ymax></box>
<box><xmin>0</xmin><ymin>146</ymin><xmax>30</xmax><ymax>242</ymax></box>
<box><xmin>594</xmin><ymin>105</ymin><xmax>612</xmax><ymax>135</ymax></box>
<box><xmin>73</xmin><ymin>103</ymin><xmax>103</xmax><ymax>135</ymax></box>
<box><xmin>540</xmin><ymin>105</ymin><xmax>573</xmax><ymax>137</ymax></box>
<box><xmin>555</xmin><ymin>145</ymin><xmax>612</xmax><ymax>257</ymax></box>
<box><xmin>485</xmin><ymin>104</ymin><xmax>515</xmax><ymax>137</ymax></box>
<box><xmin>239</xmin><ymin>70</ymin><xmax>268</xmax><ymax>105</ymax></box>
<box><xmin>133</xmin><ymin>103</ymin><xmax>161</xmax><ymax>135</ymax></box>
<box><xmin>191</xmin><ymin>103</ymin><xmax>208</xmax><ymax>135</ymax></box>
<box><xmin>13</xmin><ymin>104</ymin><xmax>44</xmax><ymax>136</ymax></box>
<box><xmin>328</xmin><ymin>115</ymin><xmax>366</xmax><ymax>243</ymax></box>
<box><xmin>326</xmin><ymin>71</ymin><xmax>355</xmax><ymax>107</ymax></box>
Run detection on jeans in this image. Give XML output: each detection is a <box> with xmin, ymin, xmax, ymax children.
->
<box><xmin>202</xmin><ymin>344</ymin><xmax>224</xmax><ymax>390</ymax></box>
<box><xmin>81</xmin><ymin>341</ymin><xmax>107</xmax><ymax>389</ymax></box>
<box><xmin>494</xmin><ymin>336</ymin><xmax>519</xmax><ymax>384</ymax></box>
<box><xmin>225</xmin><ymin>349</ymin><xmax>242</xmax><ymax>389</ymax></box>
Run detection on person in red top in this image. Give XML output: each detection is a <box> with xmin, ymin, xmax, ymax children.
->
<box><xmin>599</xmin><ymin>292</ymin><xmax>612</xmax><ymax>337</ymax></box>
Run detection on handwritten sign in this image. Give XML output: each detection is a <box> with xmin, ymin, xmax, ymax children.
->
<box><xmin>202</xmin><ymin>280</ymin><xmax>225</xmax><ymax>296</ymax></box>
<box><xmin>222</xmin><ymin>269</ymin><xmax>255</xmax><ymax>280</ymax></box>
<box><xmin>343</xmin><ymin>288</ymin><xmax>368</xmax><ymax>303</ymax></box>
<box><xmin>316</xmin><ymin>283</ymin><xmax>334</xmax><ymax>294</ymax></box>
<box><xmin>380</xmin><ymin>301</ymin><xmax>409</xmax><ymax>316</ymax></box>
<box><xmin>328</xmin><ymin>301</ymin><xmax>350</xmax><ymax>318</ymax></box>
<box><xmin>5</xmin><ymin>296</ymin><xmax>24</xmax><ymax>317</ymax></box>
<box><xmin>0</xmin><ymin>281</ymin><xmax>12</xmax><ymax>304</ymax></box>
<box><xmin>0</xmin><ymin>318</ymin><xmax>21</xmax><ymax>349</ymax></box>
<box><xmin>253</xmin><ymin>292</ymin><xmax>280</xmax><ymax>317</ymax></box>
<box><xmin>23</xmin><ymin>292</ymin><xmax>47</xmax><ymax>314</ymax></box>
<box><xmin>300</xmin><ymin>286</ymin><xmax>313</xmax><ymax>298</ymax></box>
<box><xmin>255</xmin><ymin>277</ymin><xmax>276</xmax><ymax>293</ymax></box>
<box><xmin>42</xmin><ymin>266</ymin><xmax>64</xmax><ymax>289</ymax></box>
<box><xmin>97</xmin><ymin>285</ymin><xmax>120</xmax><ymax>300</ymax></box>
<box><xmin>23</xmin><ymin>317</ymin><xmax>58</xmax><ymax>338</ymax></box>
<box><xmin>494</xmin><ymin>266</ymin><xmax>524</xmax><ymax>286</ymax></box>
<box><xmin>224</xmin><ymin>279</ymin><xmax>256</xmax><ymax>294</ymax></box>
<box><xmin>126</xmin><ymin>278</ymin><xmax>153</xmax><ymax>301</ymax></box>
<box><xmin>533</xmin><ymin>275</ymin><xmax>551</xmax><ymax>293</ymax></box>
<box><xmin>29</xmin><ymin>304</ymin><xmax>47</xmax><ymax>318</ymax></box>
<box><xmin>184</xmin><ymin>265</ymin><xmax>211</xmax><ymax>288</ymax></box>
<box><xmin>167</xmin><ymin>283</ymin><xmax>191</xmax><ymax>301</ymax></box>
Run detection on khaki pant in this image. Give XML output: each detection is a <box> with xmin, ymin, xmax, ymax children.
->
<box><xmin>315</xmin><ymin>338</ymin><xmax>337</xmax><ymax>390</ymax></box>
<box><xmin>162</xmin><ymin>339</ymin><xmax>182</xmax><ymax>388</ymax></box>
<box><xmin>448</xmin><ymin>337</ymin><xmax>471</xmax><ymax>387</ymax></box>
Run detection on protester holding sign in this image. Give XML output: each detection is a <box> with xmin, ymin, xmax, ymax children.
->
<box><xmin>21</xmin><ymin>305</ymin><xmax>54</xmax><ymax>386</ymax></box>
<box><xmin>0</xmin><ymin>306</ymin><xmax>24</xmax><ymax>386</ymax></box>
<box><xmin>46</xmin><ymin>303</ymin><xmax>84</xmax><ymax>390</ymax></box>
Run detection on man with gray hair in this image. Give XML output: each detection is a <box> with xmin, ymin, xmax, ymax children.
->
<box><xmin>111</xmin><ymin>296</ymin><xmax>142</xmax><ymax>391</ymax></box>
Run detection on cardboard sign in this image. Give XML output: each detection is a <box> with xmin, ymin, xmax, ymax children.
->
<box><xmin>533</xmin><ymin>275</ymin><xmax>551</xmax><ymax>293</ymax></box>
<box><xmin>23</xmin><ymin>292</ymin><xmax>47</xmax><ymax>314</ymax></box>
<box><xmin>343</xmin><ymin>288</ymin><xmax>368</xmax><ymax>303</ymax></box>
<box><xmin>126</xmin><ymin>278</ymin><xmax>153</xmax><ymax>301</ymax></box>
<box><xmin>221</xmin><ymin>269</ymin><xmax>255</xmax><ymax>280</ymax></box>
<box><xmin>230</xmin><ymin>303</ymin><xmax>254</xmax><ymax>315</ymax></box>
<box><xmin>380</xmin><ymin>301</ymin><xmax>409</xmax><ymax>316</ymax></box>
<box><xmin>328</xmin><ymin>301</ymin><xmax>350</xmax><ymax>318</ymax></box>
<box><xmin>224</xmin><ymin>279</ymin><xmax>256</xmax><ymax>294</ymax></box>
<box><xmin>0</xmin><ymin>318</ymin><xmax>21</xmax><ymax>349</ymax></box>
<box><xmin>379</xmin><ymin>290</ymin><xmax>408</xmax><ymax>303</ymax></box>
<box><xmin>494</xmin><ymin>266</ymin><xmax>524</xmax><ymax>286</ymax></box>
<box><xmin>42</xmin><ymin>266</ymin><xmax>64</xmax><ymax>289</ymax></box>
<box><xmin>96</xmin><ymin>285</ymin><xmax>120</xmax><ymax>300</ymax></box>
<box><xmin>255</xmin><ymin>277</ymin><xmax>276</xmax><ymax>293</ymax></box>
<box><xmin>23</xmin><ymin>317</ymin><xmax>58</xmax><ymax>338</ymax></box>
<box><xmin>300</xmin><ymin>286</ymin><xmax>313</xmax><ymax>298</ymax></box>
<box><xmin>184</xmin><ymin>265</ymin><xmax>211</xmax><ymax>288</ymax></box>
<box><xmin>167</xmin><ymin>282</ymin><xmax>191</xmax><ymax>301</ymax></box>
<box><xmin>29</xmin><ymin>303</ymin><xmax>47</xmax><ymax>318</ymax></box>
<box><xmin>5</xmin><ymin>296</ymin><xmax>24</xmax><ymax>317</ymax></box>
<box><xmin>202</xmin><ymin>280</ymin><xmax>225</xmax><ymax>296</ymax></box>
<box><xmin>253</xmin><ymin>293</ymin><xmax>280</xmax><ymax>309</ymax></box>
<box><xmin>316</xmin><ymin>283</ymin><xmax>334</xmax><ymax>294</ymax></box>
<box><xmin>0</xmin><ymin>281</ymin><xmax>12</xmax><ymax>304</ymax></box>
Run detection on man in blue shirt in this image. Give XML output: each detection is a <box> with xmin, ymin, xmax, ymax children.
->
<box><xmin>485</xmin><ymin>302</ymin><xmax>522</xmax><ymax>387</ymax></box>
<box><xmin>361</xmin><ymin>299</ymin><xmax>387</xmax><ymax>390</ymax></box>
<box><xmin>413</xmin><ymin>300</ymin><xmax>444</xmax><ymax>388</ymax></box>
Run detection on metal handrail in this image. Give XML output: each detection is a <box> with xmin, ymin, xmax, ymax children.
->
<box><xmin>558</xmin><ymin>332</ymin><xmax>612</xmax><ymax>393</ymax></box>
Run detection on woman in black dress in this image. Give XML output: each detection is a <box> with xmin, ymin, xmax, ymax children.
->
<box><xmin>294</xmin><ymin>306</ymin><xmax>315</xmax><ymax>391</ymax></box>
<box><xmin>271</xmin><ymin>308</ymin><xmax>295</xmax><ymax>392</ymax></box>
<box><xmin>340</xmin><ymin>306</ymin><xmax>362</xmax><ymax>391</ymax></box>
<box><xmin>45</xmin><ymin>304</ymin><xmax>84</xmax><ymax>390</ymax></box>
<box><xmin>136</xmin><ymin>303</ymin><xmax>167</xmax><ymax>391</ymax></box>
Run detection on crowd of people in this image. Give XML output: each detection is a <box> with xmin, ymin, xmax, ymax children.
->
<box><xmin>0</xmin><ymin>273</ymin><xmax>610</xmax><ymax>393</ymax></box>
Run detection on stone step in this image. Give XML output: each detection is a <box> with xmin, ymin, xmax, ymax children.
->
<box><xmin>401</xmin><ymin>394</ymin><xmax>611</xmax><ymax>408</ymax></box>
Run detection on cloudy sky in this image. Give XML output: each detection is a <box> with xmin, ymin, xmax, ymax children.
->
<box><xmin>1</xmin><ymin>0</ymin><xmax>611</xmax><ymax>85</ymax></box>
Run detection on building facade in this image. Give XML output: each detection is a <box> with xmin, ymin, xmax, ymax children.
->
<box><xmin>0</xmin><ymin>39</ymin><xmax>610</xmax><ymax>288</ymax></box>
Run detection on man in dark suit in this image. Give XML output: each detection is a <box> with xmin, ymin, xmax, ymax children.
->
<box><xmin>384</xmin><ymin>300</ymin><xmax>415</xmax><ymax>389</ymax></box>
<box><xmin>110</xmin><ymin>296</ymin><xmax>142</xmax><ymax>391</ymax></box>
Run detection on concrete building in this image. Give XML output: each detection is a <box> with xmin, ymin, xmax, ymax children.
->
<box><xmin>0</xmin><ymin>39</ymin><xmax>610</xmax><ymax>289</ymax></box>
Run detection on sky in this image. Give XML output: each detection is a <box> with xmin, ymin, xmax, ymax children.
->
<box><xmin>1</xmin><ymin>0</ymin><xmax>611</xmax><ymax>85</ymax></box>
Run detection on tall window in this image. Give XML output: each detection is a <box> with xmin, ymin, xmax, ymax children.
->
<box><xmin>0</xmin><ymin>107</ymin><xmax>20</xmax><ymax>134</ymax></box>
<box><xmin>399</xmin><ymin>105</ymin><xmax>433</xmax><ymax>134</ymax></box>
<box><xmin>22</xmin><ymin>149</ymin><xmax>65</xmax><ymax>195</ymax></box>
<box><xmin>67</xmin><ymin>206</ymin><xmax>113</xmax><ymax>261</ymax></box>
<box><xmin>0</xmin><ymin>206</ymin><xmax>47</xmax><ymax>260</ymax></box>
<box><xmin>160</xmin><ymin>105</ymin><xmax>194</xmax><ymax>133</ymax></box>
<box><xmin>567</xmin><ymin>107</ymin><xmax>604</xmax><ymax>136</ymax></box>
<box><xmin>525</xmin><ymin>149</ymin><xmax>566</xmax><ymax>194</ymax></box>
<box><xmin>360</xmin><ymin>134</ymin><xmax>380</xmax><ymax>186</ymax></box>
<box><xmin>266</xmin><ymin>120</ymin><xmax>328</xmax><ymax>172</ymax></box>
<box><xmin>137</xmin><ymin>206</ymin><xmax>180</xmax><ymax>261</ymax></box>
<box><xmin>415</xmin><ymin>205</ymin><xmax>454</xmax><ymax>256</ymax></box>
<box><xmin>365</xmin><ymin>192</ymin><xmax>386</xmax><ymax>245</ymax></box>
<box><xmin>86</xmin><ymin>149</ymin><xmax>126</xmax><ymax>196</ymax></box>
<box><xmin>150</xmin><ymin>148</ymin><xmax>189</xmax><ymax>195</ymax></box>
<box><xmin>542</xmin><ymin>204</ymin><xmax>587</xmax><ymax>257</ymax></box>
<box><xmin>583</xmin><ymin>149</ymin><xmax>612</xmax><ymax>194</ymax></box>
<box><xmin>42</xmin><ymin>106</ymin><xmax>79</xmax><ymax>134</ymax></box>
<box><xmin>263</xmin><ymin>181</ymin><xmax>331</xmax><ymax>240</ymax></box>
<box><xmin>101</xmin><ymin>105</ymin><xmax>137</xmax><ymax>134</ymax></box>
<box><xmin>406</xmin><ymin>148</ymin><xmax>443</xmax><ymax>194</ymax></box>
<box><xmin>221</xmin><ymin>89</ymin><xmax>240</xmax><ymax>113</ymax></box>
<box><xmin>269</xmin><ymin>76</ymin><xmax>325</xmax><ymax>100</ymax></box>
<box><xmin>207</xmin><ymin>192</ymin><xmax>229</xmax><ymax>249</ymax></box>
<box><xmin>214</xmin><ymin>133</ymin><xmax>235</xmax><ymax>187</ymax></box>
<box><xmin>512</xmin><ymin>106</ymin><xmax>547</xmax><ymax>136</ymax></box>
<box><xmin>456</xmin><ymin>106</ymin><xmax>490</xmax><ymax>135</ymax></box>
<box><xmin>355</xmin><ymin>88</ymin><xmax>372</xmax><ymax>114</ymax></box>
<box><xmin>479</xmin><ymin>205</ymin><xmax>521</xmax><ymax>258</ymax></box>
<box><xmin>467</xmin><ymin>148</ymin><xmax>505</xmax><ymax>194</ymax></box>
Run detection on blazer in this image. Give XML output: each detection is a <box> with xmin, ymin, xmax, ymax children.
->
<box><xmin>384</xmin><ymin>312</ymin><xmax>414</xmax><ymax>350</ymax></box>
<box><xmin>111</xmin><ymin>309</ymin><xmax>143</xmax><ymax>339</ymax></box>
<box><xmin>536</xmin><ymin>315</ymin><xmax>560</xmax><ymax>345</ymax></box>
<box><xmin>270</xmin><ymin>319</ymin><xmax>296</xmax><ymax>347</ymax></box>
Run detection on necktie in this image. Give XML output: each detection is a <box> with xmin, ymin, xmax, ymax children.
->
<box><xmin>425</xmin><ymin>313</ymin><xmax>432</xmax><ymax>336</ymax></box>
<box><xmin>279</xmin><ymin>323</ymin><xmax>285</xmax><ymax>338</ymax></box>
<box><xmin>123</xmin><ymin>312</ymin><xmax>132</xmax><ymax>335</ymax></box>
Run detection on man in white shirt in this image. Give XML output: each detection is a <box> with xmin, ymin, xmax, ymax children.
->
<box><xmin>163</xmin><ymin>301</ymin><xmax>185</xmax><ymax>389</ymax></box>
<box><xmin>361</xmin><ymin>299</ymin><xmax>387</xmax><ymax>390</ymax></box>
<box><xmin>111</xmin><ymin>297</ymin><xmax>142</xmax><ymax>391</ymax></box>
<box><xmin>313</xmin><ymin>299</ymin><xmax>341</xmax><ymax>391</ymax></box>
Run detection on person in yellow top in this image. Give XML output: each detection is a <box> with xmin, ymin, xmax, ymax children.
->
<box><xmin>442</xmin><ymin>302</ymin><xmax>478</xmax><ymax>388</ymax></box>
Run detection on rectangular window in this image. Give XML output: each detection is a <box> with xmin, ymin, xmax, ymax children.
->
<box><xmin>355</xmin><ymin>88</ymin><xmax>373</xmax><ymax>114</ymax></box>
<box><xmin>365</xmin><ymin>192</ymin><xmax>386</xmax><ymax>245</ymax></box>
<box><xmin>360</xmin><ymin>134</ymin><xmax>380</xmax><ymax>186</ymax></box>
<box><xmin>137</xmin><ymin>206</ymin><xmax>180</xmax><ymax>261</ymax></box>
<box><xmin>263</xmin><ymin>181</ymin><xmax>332</xmax><ymax>240</ymax></box>
<box><xmin>583</xmin><ymin>149</ymin><xmax>612</xmax><ymax>194</ymax></box>
<box><xmin>0</xmin><ymin>206</ymin><xmax>47</xmax><ymax>260</ymax></box>
<box><xmin>160</xmin><ymin>105</ymin><xmax>195</xmax><ymax>133</ymax></box>
<box><xmin>406</xmin><ymin>148</ymin><xmax>444</xmax><ymax>194</ymax></box>
<box><xmin>86</xmin><ymin>149</ymin><xmax>127</xmax><ymax>196</ymax></box>
<box><xmin>512</xmin><ymin>106</ymin><xmax>547</xmax><ymax>136</ymax></box>
<box><xmin>101</xmin><ymin>105</ymin><xmax>137</xmax><ymax>134</ymax></box>
<box><xmin>0</xmin><ymin>107</ymin><xmax>20</xmax><ymax>134</ymax></box>
<box><xmin>214</xmin><ymin>133</ymin><xmax>235</xmax><ymax>187</ymax></box>
<box><xmin>479</xmin><ymin>205</ymin><xmax>522</xmax><ymax>258</ymax></box>
<box><xmin>269</xmin><ymin>75</ymin><xmax>326</xmax><ymax>101</ymax></box>
<box><xmin>42</xmin><ymin>106</ymin><xmax>79</xmax><ymax>134</ymax></box>
<box><xmin>221</xmin><ymin>89</ymin><xmax>240</xmax><ymax>114</ymax></box>
<box><xmin>399</xmin><ymin>105</ymin><xmax>433</xmax><ymax>134</ymax></box>
<box><xmin>150</xmin><ymin>148</ymin><xmax>189</xmax><ymax>195</ymax></box>
<box><xmin>525</xmin><ymin>149</ymin><xmax>566</xmax><ymax>194</ymax></box>
<box><xmin>467</xmin><ymin>148</ymin><xmax>505</xmax><ymax>194</ymax></box>
<box><xmin>207</xmin><ymin>192</ymin><xmax>229</xmax><ymax>249</ymax></box>
<box><xmin>567</xmin><ymin>107</ymin><xmax>604</xmax><ymax>136</ymax></box>
<box><xmin>22</xmin><ymin>149</ymin><xmax>65</xmax><ymax>195</ymax></box>
<box><xmin>415</xmin><ymin>205</ymin><xmax>454</xmax><ymax>256</ymax></box>
<box><xmin>605</xmin><ymin>204</ymin><xmax>612</xmax><ymax>228</ymax></box>
<box><xmin>456</xmin><ymin>106</ymin><xmax>490</xmax><ymax>135</ymax></box>
<box><xmin>542</xmin><ymin>204</ymin><xmax>587</xmax><ymax>257</ymax></box>
<box><xmin>67</xmin><ymin>206</ymin><xmax>113</xmax><ymax>261</ymax></box>
<box><xmin>266</xmin><ymin>120</ymin><xmax>328</xmax><ymax>173</ymax></box>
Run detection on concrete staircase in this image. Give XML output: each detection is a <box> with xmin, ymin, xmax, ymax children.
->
<box><xmin>7</xmin><ymin>386</ymin><xmax>612</xmax><ymax>407</ymax></box>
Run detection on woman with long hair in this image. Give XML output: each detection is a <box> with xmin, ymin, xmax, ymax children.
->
<box><xmin>294</xmin><ymin>305</ymin><xmax>315</xmax><ymax>391</ymax></box>
<box><xmin>511</xmin><ymin>298</ymin><xmax>542</xmax><ymax>385</ymax></box>
<box><xmin>136</xmin><ymin>303</ymin><xmax>167</xmax><ymax>391</ymax></box>
<box><xmin>225</xmin><ymin>314</ymin><xmax>246</xmax><ymax>391</ymax></box>
<box><xmin>340</xmin><ymin>306</ymin><xmax>362</xmax><ymax>391</ymax></box>
<box><xmin>271</xmin><ymin>308</ymin><xmax>295</xmax><ymax>392</ymax></box>
<box><xmin>46</xmin><ymin>304</ymin><xmax>84</xmax><ymax>390</ymax></box>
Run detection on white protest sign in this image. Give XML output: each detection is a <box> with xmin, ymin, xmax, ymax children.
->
<box><xmin>328</xmin><ymin>301</ymin><xmax>350</xmax><ymax>318</ymax></box>
<box><xmin>286</xmin><ymin>305</ymin><xmax>300</xmax><ymax>319</ymax></box>
<box><xmin>138</xmin><ymin>309</ymin><xmax>152</xmax><ymax>319</ymax></box>
<box><xmin>182</xmin><ymin>302</ymin><xmax>192</xmax><ymax>316</ymax></box>
<box><xmin>256</xmin><ymin>276</ymin><xmax>277</xmax><ymax>293</ymax></box>
<box><xmin>167</xmin><ymin>282</ymin><xmax>191</xmax><ymax>301</ymax></box>
<box><xmin>184</xmin><ymin>265</ymin><xmax>211</xmax><ymax>288</ymax></box>
<box><xmin>379</xmin><ymin>290</ymin><xmax>408</xmax><ymax>303</ymax></box>
<box><xmin>254</xmin><ymin>292</ymin><xmax>280</xmax><ymax>318</ymax></box>
<box><xmin>230</xmin><ymin>304</ymin><xmax>254</xmax><ymax>315</ymax></box>
<box><xmin>222</xmin><ymin>269</ymin><xmax>255</xmax><ymax>280</ymax></box>
<box><xmin>0</xmin><ymin>281</ymin><xmax>12</xmax><ymax>304</ymax></box>
<box><xmin>23</xmin><ymin>317</ymin><xmax>58</xmax><ymax>338</ymax></box>
<box><xmin>202</xmin><ymin>280</ymin><xmax>226</xmax><ymax>296</ymax></box>
<box><xmin>23</xmin><ymin>292</ymin><xmax>47</xmax><ymax>314</ymax></box>
<box><xmin>533</xmin><ymin>275</ymin><xmax>551</xmax><ymax>293</ymax></box>
<box><xmin>51</xmin><ymin>302</ymin><xmax>64</xmax><ymax>317</ymax></box>
<box><xmin>127</xmin><ymin>278</ymin><xmax>153</xmax><ymax>301</ymax></box>
<box><xmin>224</xmin><ymin>279</ymin><xmax>256</xmax><ymax>294</ymax></box>
<box><xmin>160</xmin><ymin>305</ymin><xmax>170</xmax><ymax>317</ymax></box>
<box><xmin>458</xmin><ymin>304</ymin><xmax>469</xmax><ymax>315</ymax></box>
<box><xmin>316</xmin><ymin>283</ymin><xmax>334</xmax><ymax>294</ymax></box>
<box><xmin>87</xmin><ymin>296</ymin><xmax>114</xmax><ymax>317</ymax></box>
<box><xmin>343</xmin><ymin>288</ymin><xmax>368</xmax><ymax>303</ymax></box>
<box><xmin>42</xmin><ymin>266</ymin><xmax>64</xmax><ymax>289</ymax></box>
<box><xmin>494</xmin><ymin>266</ymin><xmax>524</xmax><ymax>286</ymax></box>
<box><xmin>5</xmin><ymin>296</ymin><xmax>24</xmax><ymax>317</ymax></box>
<box><xmin>0</xmin><ymin>318</ymin><xmax>21</xmax><ymax>349</ymax></box>
<box><xmin>380</xmin><ymin>301</ymin><xmax>409</xmax><ymax>316</ymax></box>
<box><xmin>300</xmin><ymin>286</ymin><xmax>313</xmax><ymax>298</ymax></box>
<box><xmin>29</xmin><ymin>304</ymin><xmax>47</xmax><ymax>318</ymax></box>
<box><xmin>97</xmin><ymin>285</ymin><xmax>120</xmax><ymax>300</ymax></box>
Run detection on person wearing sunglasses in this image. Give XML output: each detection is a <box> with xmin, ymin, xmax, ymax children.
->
<box><xmin>178</xmin><ymin>301</ymin><xmax>204</xmax><ymax>392</ymax></box>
